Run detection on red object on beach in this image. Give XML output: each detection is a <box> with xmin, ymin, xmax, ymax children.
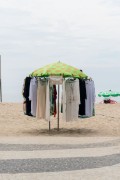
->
<box><xmin>103</xmin><ymin>99</ymin><xmax>117</xmax><ymax>104</ymax></box>
<box><xmin>99</xmin><ymin>99</ymin><xmax>117</xmax><ymax>104</ymax></box>
<box><xmin>109</xmin><ymin>99</ymin><xmax>117</xmax><ymax>104</ymax></box>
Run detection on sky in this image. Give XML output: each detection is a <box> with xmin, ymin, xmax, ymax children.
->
<box><xmin>0</xmin><ymin>0</ymin><xmax>120</xmax><ymax>102</ymax></box>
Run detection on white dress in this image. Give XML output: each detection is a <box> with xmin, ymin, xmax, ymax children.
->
<box><xmin>36</xmin><ymin>79</ymin><xmax>46</xmax><ymax>119</ymax></box>
<box><xmin>63</xmin><ymin>79</ymin><xmax>80</xmax><ymax>122</ymax></box>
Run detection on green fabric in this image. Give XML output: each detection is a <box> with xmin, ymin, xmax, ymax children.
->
<box><xmin>98</xmin><ymin>90</ymin><xmax>120</xmax><ymax>97</ymax></box>
<box><xmin>30</xmin><ymin>61</ymin><xmax>87</xmax><ymax>78</ymax></box>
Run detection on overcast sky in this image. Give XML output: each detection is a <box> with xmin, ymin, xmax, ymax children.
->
<box><xmin>0</xmin><ymin>0</ymin><xmax>120</xmax><ymax>102</ymax></box>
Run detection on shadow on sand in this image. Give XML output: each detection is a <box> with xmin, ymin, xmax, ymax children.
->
<box><xmin>22</xmin><ymin>128</ymin><xmax>98</xmax><ymax>137</ymax></box>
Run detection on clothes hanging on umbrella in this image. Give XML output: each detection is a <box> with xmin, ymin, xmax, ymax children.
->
<box><xmin>29</xmin><ymin>77</ymin><xmax>37</xmax><ymax>117</ymax></box>
<box><xmin>53</xmin><ymin>85</ymin><xmax>57</xmax><ymax>117</ymax></box>
<box><xmin>78</xmin><ymin>79</ymin><xmax>95</xmax><ymax>117</ymax></box>
<box><xmin>49</xmin><ymin>76</ymin><xmax>63</xmax><ymax>85</ymax></box>
<box><xmin>85</xmin><ymin>80</ymin><xmax>95</xmax><ymax>117</ymax></box>
<box><xmin>22</xmin><ymin>77</ymin><xmax>32</xmax><ymax>116</ymax></box>
<box><xmin>63</xmin><ymin>79</ymin><xmax>80</xmax><ymax>122</ymax></box>
<box><xmin>34</xmin><ymin>78</ymin><xmax>56</xmax><ymax>121</ymax></box>
<box><xmin>78</xmin><ymin>79</ymin><xmax>87</xmax><ymax>116</ymax></box>
<box><xmin>45</xmin><ymin>80</ymin><xmax>50</xmax><ymax>121</ymax></box>
<box><xmin>49</xmin><ymin>85</ymin><xmax>57</xmax><ymax>117</ymax></box>
<box><xmin>36</xmin><ymin>79</ymin><xmax>47</xmax><ymax>119</ymax></box>
<box><xmin>23</xmin><ymin>76</ymin><xmax>95</xmax><ymax>121</ymax></box>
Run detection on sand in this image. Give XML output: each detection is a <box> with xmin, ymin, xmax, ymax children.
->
<box><xmin>0</xmin><ymin>102</ymin><xmax>120</xmax><ymax>137</ymax></box>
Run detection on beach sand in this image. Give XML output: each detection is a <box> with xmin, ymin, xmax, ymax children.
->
<box><xmin>0</xmin><ymin>103</ymin><xmax>120</xmax><ymax>137</ymax></box>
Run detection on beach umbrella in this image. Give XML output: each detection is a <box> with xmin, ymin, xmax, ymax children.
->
<box><xmin>30</xmin><ymin>61</ymin><xmax>88</xmax><ymax>131</ymax></box>
<box><xmin>30</xmin><ymin>61</ymin><xmax>87</xmax><ymax>78</ymax></box>
<box><xmin>98</xmin><ymin>90</ymin><xmax>120</xmax><ymax>97</ymax></box>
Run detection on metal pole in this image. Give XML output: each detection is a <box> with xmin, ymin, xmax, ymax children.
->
<box><xmin>49</xmin><ymin>121</ymin><xmax>51</xmax><ymax>132</ymax></box>
<box><xmin>0</xmin><ymin>55</ymin><xmax>2</xmax><ymax>102</ymax></box>
<box><xmin>48</xmin><ymin>80</ymin><xmax>51</xmax><ymax>132</ymax></box>
<box><xmin>57</xmin><ymin>84</ymin><xmax>60</xmax><ymax>131</ymax></box>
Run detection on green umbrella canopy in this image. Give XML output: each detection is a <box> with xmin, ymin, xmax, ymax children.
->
<box><xmin>98</xmin><ymin>90</ymin><xmax>120</xmax><ymax>97</ymax></box>
<box><xmin>30</xmin><ymin>61</ymin><xmax>88</xmax><ymax>78</ymax></box>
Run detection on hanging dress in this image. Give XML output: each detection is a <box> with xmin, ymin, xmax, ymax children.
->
<box><xmin>63</xmin><ymin>79</ymin><xmax>80</xmax><ymax>122</ymax></box>
<box><xmin>23</xmin><ymin>77</ymin><xmax>32</xmax><ymax>116</ymax></box>
<box><xmin>36</xmin><ymin>79</ymin><xmax>46</xmax><ymax>119</ymax></box>
<box><xmin>78</xmin><ymin>79</ymin><xmax>87</xmax><ymax>116</ymax></box>
<box><xmin>85</xmin><ymin>80</ymin><xmax>95</xmax><ymax>117</ymax></box>
<box><xmin>29</xmin><ymin>77</ymin><xmax>37</xmax><ymax>117</ymax></box>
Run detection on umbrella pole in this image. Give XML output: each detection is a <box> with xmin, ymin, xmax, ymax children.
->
<box><xmin>57</xmin><ymin>84</ymin><xmax>60</xmax><ymax>131</ymax></box>
<box><xmin>48</xmin><ymin>79</ymin><xmax>51</xmax><ymax>133</ymax></box>
<box><xmin>49</xmin><ymin>121</ymin><xmax>51</xmax><ymax>132</ymax></box>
